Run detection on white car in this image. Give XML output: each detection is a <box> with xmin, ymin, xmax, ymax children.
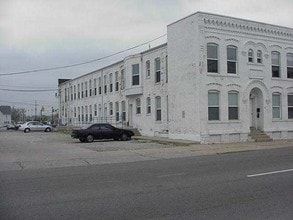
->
<box><xmin>19</xmin><ymin>121</ymin><xmax>53</xmax><ymax>133</ymax></box>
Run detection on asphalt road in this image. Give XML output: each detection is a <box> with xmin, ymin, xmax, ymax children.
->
<box><xmin>1</xmin><ymin>147</ymin><xmax>292</xmax><ymax>219</ymax></box>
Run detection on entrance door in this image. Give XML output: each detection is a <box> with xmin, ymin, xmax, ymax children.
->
<box><xmin>249</xmin><ymin>88</ymin><xmax>264</xmax><ymax>130</ymax></box>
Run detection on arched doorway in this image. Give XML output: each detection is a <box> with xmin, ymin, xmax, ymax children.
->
<box><xmin>249</xmin><ymin>87</ymin><xmax>264</xmax><ymax>130</ymax></box>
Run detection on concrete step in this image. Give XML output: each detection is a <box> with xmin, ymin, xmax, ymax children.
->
<box><xmin>249</xmin><ymin>128</ymin><xmax>272</xmax><ymax>142</ymax></box>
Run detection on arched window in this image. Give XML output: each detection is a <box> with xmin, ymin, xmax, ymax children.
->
<box><xmin>155</xmin><ymin>96</ymin><xmax>161</xmax><ymax>121</ymax></box>
<box><xmin>272</xmin><ymin>51</ymin><xmax>280</xmax><ymax>77</ymax></box>
<box><xmin>146</xmin><ymin>97</ymin><xmax>151</xmax><ymax>114</ymax></box>
<box><xmin>257</xmin><ymin>50</ymin><xmax>262</xmax><ymax>64</ymax></box>
<box><xmin>228</xmin><ymin>91</ymin><xmax>239</xmax><ymax>120</ymax></box>
<box><xmin>227</xmin><ymin>46</ymin><xmax>237</xmax><ymax>74</ymax></box>
<box><xmin>208</xmin><ymin>90</ymin><xmax>220</xmax><ymax>120</ymax></box>
<box><xmin>272</xmin><ymin>93</ymin><xmax>281</xmax><ymax>119</ymax></box>
<box><xmin>207</xmin><ymin>43</ymin><xmax>218</xmax><ymax>73</ymax></box>
<box><xmin>136</xmin><ymin>98</ymin><xmax>141</xmax><ymax>114</ymax></box>
<box><xmin>288</xmin><ymin>94</ymin><xmax>293</xmax><ymax>119</ymax></box>
<box><xmin>248</xmin><ymin>49</ymin><xmax>254</xmax><ymax>62</ymax></box>
<box><xmin>287</xmin><ymin>53</ymin><xmax>293</xmax><ymax>78</ymax></box>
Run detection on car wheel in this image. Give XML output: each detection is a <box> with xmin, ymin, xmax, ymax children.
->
<box><xmin>45</xmin><ymin>127</ymin><xmax>52</xmax><ymax>132</ymax></box>
<box><xmin>121</xmin><ymin>133</ymin><xmax>128</xmax><ymax>141</ymax></box>
<box><xmin>24</xmin><ymin>128</ymin><xmax>30</xmax><ymax>133</ymax></box>
<box><xmin>86</xmin><ymin>134</ymin><xmax>94</xmax><ymax>143</ymax></box>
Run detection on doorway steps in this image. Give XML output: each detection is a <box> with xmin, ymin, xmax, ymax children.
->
<box><xmin>249</xmin><ymin>127</ymin><xmax>272</xmax><ymax>142</ymax></box>
<box><xmin>128</xmin><ymin>128</ymin><xmax>141</xmax><ymax>136</ymax></box>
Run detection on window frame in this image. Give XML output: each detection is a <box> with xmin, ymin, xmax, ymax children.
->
<box><xmin>228</xmin><ymin>91</ymin><xmax>239</xmax><ymax>120</ymax></box>
<box><xmin>146</xmin><ymin>60</ymin><xmax>150</xmax><ymax>78</ymax></box>
<box><xmin>155</xmin><ymin>58</ymin><xmax>161</xmax><ymax>83</ymax></box>
<box><xmin>272</xmin><ymin>51</ymin><xmax>281</xmax><ymax>78</ymax></box>
<box><xmin>288</xmin><ymin>94</ymin><xmax>293</xmax><ymax>119</ymax></box>
<box><xmin>136</xmin><ymin>98</ymin><xmax>141</xmax><ymax>114</ymax></box>
<box><xmin>272</xmin><ymin>93</ymin><xmax>281</xmax><ymax>119</ymax></box>
<box><xmin>208</xmin><ymin>90</ymin><xmax>220</xmax><ymax>121</ymax></box>
<box><xmin>248</xmin><ymin>49</ymin><xmax>254</xmax><ymax>63</ymax></box>
<box><xmin>227</xmin><ymin>45</ymin><xmax>237</xmax><ymax>74</ymax></box>
<box><xmin>146</xmin><ymin>97</ymin><xmax>151</xmax><ymax>114</ymax></box>
<box><xmin>257</xmin><ymin>50</ymin><xmax>262</xmax><ymax>64</ymax></box>
<box><xmin>286</xmin><ymin>53</ymin><xmax>293</xmax><ymax>79</ymax></box>
<box><xmin>155</xmin><ymin>96</ymin><xmax>161</xmax><ymax>121</ymax></box>
<box><xmin>207</xmin><ymin>43</ymin><xmax>219</xmax><ymax>73</ymax></box>
<box><xmin>132</xmin><ymin>64</ymin><xmax>140</xmax><ymax>86</ymax></box>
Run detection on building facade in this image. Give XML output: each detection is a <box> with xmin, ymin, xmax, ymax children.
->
<box><xmin>59</xmin><ymin>12</ymin><xmax>293</xmax><ymax>143</ymax></box>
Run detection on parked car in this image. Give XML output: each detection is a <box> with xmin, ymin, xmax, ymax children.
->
<box><xmin>19</xmin><ymin>121</ymin><xmax>53</xmax><ymax>133</ymax></box>
<box><xmin>6</xmin><ymin>122</ymin><xmax>20</xmax><ymax>130</ymax></box>
<box><xmin>71</xmin><ymin>123</ymin><xmax>134</xmax><ymax>142</ymax></box>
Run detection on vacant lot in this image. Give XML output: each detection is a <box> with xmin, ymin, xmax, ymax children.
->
<box><xmin>0</xmin><ymin>129</ymin><xmax>173</xmax><ymax>171</ymax></box>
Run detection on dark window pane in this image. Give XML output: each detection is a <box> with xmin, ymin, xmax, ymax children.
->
<box><xmin>133</xmin><ymin>75</ymin><xmax>139</xmax><ymax>85</ymax></box>
<box><xmin>156</xmin><ymin>71</ymin><xmax>161</xmax><ymax>82</ymax></box>
<box><xmin>229</xmin><ymin>107</ymin><xmax>238</xmax><ymax>120</ymax></box>
<box><xmin>287</xmin><ymin>67</ymin><xmax>293</xmax><ymax>78</ymax></box>
<box><xmin>288</xmin><ymin>107</ymin><xmax>293</xmax><ymax>119</ymax></box>
<box><xmin>208</xmin><ymin>107</ymin><xmax>219</xmax><ymax>120</ymax></box>
<box><xmin>156</xmin><ymin>110</ymin><xmax>161</xmax><ymax>121</ymax></box>
<box><xmin>227</xmin><ymin>61</ymin><xmax>236</xmax><ymax>74</ymax></box>
<box><xmin>272</xmin><ymin>66</ymin><xmax>280</xmax><ymax>77</ymax></box>
<box><xmin>207</xmin><ymin>60</ymin><xmax>218</xmax><ymax>73</ymax></box>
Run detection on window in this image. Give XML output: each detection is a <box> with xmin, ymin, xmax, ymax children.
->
<box><xmin>98</xmin><ymin>77</ymin><xmax>102</xmax><ymax>94</ymax></box>
<box><xmin>136</xmin><ymin>98</ymin><xmax>141</xmax><ymax>114</ymax></box>
<box><xmin>257</xmin><ymin>50</ymin><xmax>262</xmax><ymax>64</ymax></box>
<box><xmin>81</xmin><ymin>106</ymin><xmax>84</xmax><ymax>122</ymax></box>
<box><xmin>132</xmin><ymin>64</ymin><xmax>140</xmax><ymax>85</ymax></box>
<box><xmin>146</xmin><ymin>60</ymin><xmax>150</xmax><ymax>78</ymax></box>
<box><xmin>85</xmin><ymin>106</ymin><xmax>88</xmax><ymax>122</ymax></box>
<box><xmin>121</xmin><ymin>69</ymin><xmax>125</xmax><ymax>90</ymax></box>
<box><xmin>85</xmin><ymin>82</ymin><xmax>88</xmax><ymax>97</ymax></box>
<box><xmin>104</xmin><ymin>75</ymin><xmax>107</xmax><ymax>93</ymax></box>
<box><xmin>94</xmin><ymin>104</ymin><xmax>97</xmax><ymax>116</ymax></box>
<box><xmin>89</xmin><ymin>80</ymin><xmax>92</xmax><ymax>96</ymax></box>
<box><xmin>89</xmin><ymin>105</ymin><xmax>92</xmax><ymax>122</ymax></box>
<box><xmin>248</xmin><ymin>49</ymin><xmax>254</xmax><ymax>63</ymax></box>
<box><xmin>287</xmin><ymin>53</ymin><xmax>293</xmax><ymax>78</ymax></box>
<box><xmin>78</xmin><ymin>84</ymin><xmax>80</xmax><ymax>99</ymax></box>
<box><xmin>272</xmin><ymin>93</ymin><xmax>281</xmax><ymax>119</ymax></box>
<box><xmin>288</xmin><ymin>94</ymin><xmax>293</xmax><ymax>119</ymax></box>
<box><xmin>74</xmin><ymin>85</ymin><xmax>76</xmax><ymax>100</ymax></box>
<box><xmin>272</xmin><ymin>51</ymin><xmax>280</xmax><ymax>77</ymax></box>
<box><xmin>146</xmin><ymin>97</ymin><xmax>151</xmax><ymax>114</ymax></box>
<box><xmin>228</xmin><ymin>92</ymin><xmax>239</xmax><ymax>120</ymax></box>
<box><xmin>115</xmin><ymin>102</ymin><xmax>119</xmax><ymax>121</ymax></box>
<box><xmin>109</xmin><ymin>102</ymin><xmax>113</xmax><ymax>115</ymax></box>
<box><xmin>115</xmin><ymin>71</ymin><xmax>119</xmax><ymax>91</ymax></box>
<box><xmin>207</xmin><ymin>43</ymin><xmax>218</xmax><ymax>73</ymax></box>
<box><xmin>227</xmin><ymin>46</ymin><xmax>237</xmax><ymax>74</ymax></box>
<box><xmin>74</xmin><ymin>107</ymin><xmax>76</xmax><ymax>117</ymax></box>
<box><xmin>70</xmin><ymin>86</ymin><xmax>73</xmax><ymax>101</ymax></box>
<box><xmin>121</xmin><ymin>101</ymin><xmax>126</xmax><ymax>121</ymax></box>
<box><xmin>208</xmin><ymin>91</ymin><xmax>219</xmax><ymax>120</ymax></box>
<box><xmin>81</xmin><ymin>83</ymin><xmax>84</xmax><ymax>98</ymax></box>
<box><xmin>78</xmin><ymin>107</ymin><xmax>80</xmax><ymax>121</ymax></box>
<box><xmin>109</xmin><ymin>73</ymin><xmax>113</xmax><ymax>92</ymax></box>
<box><xmin>94</xmin><ymin>79</ymin><xmax>97</xmax><ymax>95</ymax></box>
<box><xmin>155</xmin><ymin>96</ymin><xmax>161</xmax><ymax>121</ymax></box>
<box><xmin>155</xmin><ymin>58</ymin><xmax>161</xmax><ymax>82</ymax></box>
<box><xmin>165</xmin><ymin>55</ymin><xmax>168</xmax><ymax>83</ymax></box>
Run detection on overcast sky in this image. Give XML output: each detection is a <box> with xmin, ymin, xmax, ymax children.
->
<box><xmin>0</xmin><ymin>0</ymin><xmax>292</xmax><ymax>115</ymax></box>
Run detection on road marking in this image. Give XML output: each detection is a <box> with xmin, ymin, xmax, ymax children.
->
<box><xmin>157</xmin><ymin>173</ymin><xmax>187</xmax><ymax>178</ymax></box>
<box><xmin>247</xmin><ymin>168</ymin><xmax>293</xmax><ymax>178</ymax></box>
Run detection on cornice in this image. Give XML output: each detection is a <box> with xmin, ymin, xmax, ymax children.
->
<box><xmin>201</xmin><ymin>16</ymin><xmax>293</xmax><ymax>40</ymax></box>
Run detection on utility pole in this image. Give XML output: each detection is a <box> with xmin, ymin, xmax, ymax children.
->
<box><xmin>35</xmin><ymin>100</ymin><xmax>37</xmax><ymax>120</ymax></box>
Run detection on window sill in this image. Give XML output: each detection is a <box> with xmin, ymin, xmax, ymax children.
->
<box><xmin>208</xmin><ymin>120</ymin><xmax>241</xmax><ymax>124</ymax></box>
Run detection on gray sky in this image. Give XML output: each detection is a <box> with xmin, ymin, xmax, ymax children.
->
<box><xmin>0</xmin><ymin>0</ymin><xmax>292</xmax><ymax>115</ymax></box>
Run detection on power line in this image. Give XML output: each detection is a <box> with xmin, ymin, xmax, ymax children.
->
<box><xmin>0</xmin><ymin>88</ymin><xmax>57</xmax><ymax>92</ymax></box>
<box><xmin>0</xmin><ymin>34</ymin><xmax>167</xmax><ymax>76</ymax></box>
<box><xmin>0</xmin><ymin>99</ymin><xmax>55</xmax><ymax>108</ymax></box>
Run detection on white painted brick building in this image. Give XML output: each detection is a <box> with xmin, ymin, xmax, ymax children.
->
<box><xmin>59</xmin><ymin>12</ymin><xmax>293</xmax><ymax>143</ymax></box>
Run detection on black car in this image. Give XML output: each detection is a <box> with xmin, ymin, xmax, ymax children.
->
<box><xmin>71</xmin><ymin>123</ymin><xmax>135</xmax><ymax>142</ymax></box>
